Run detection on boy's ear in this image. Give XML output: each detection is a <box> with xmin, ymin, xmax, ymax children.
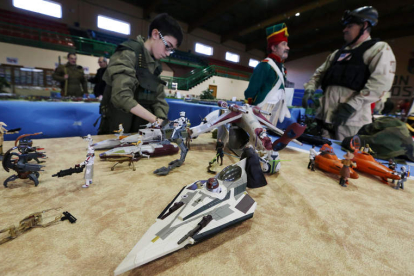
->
<box><xmin>150</xmin><ymin>28</ymin><xmax>159</xmax><ymax>40</ymax></box>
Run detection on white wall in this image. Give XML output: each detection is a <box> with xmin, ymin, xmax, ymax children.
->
<box><xmin>175</xmin><ymin>76</ymin><xmax>249</xmax><ymax>100</ymax></box>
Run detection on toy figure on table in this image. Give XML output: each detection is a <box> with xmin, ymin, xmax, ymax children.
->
<box><xmin>216</xmin><ymin>139</ymin><xmax>224</xmax><ymax>166</ymax></box>
<box><xmin>0</xmin><ymin>122</ymin><xmax>21</xmax><ymax>160</ymax></box>
<box><xmin>153</xmin><ymin>119</ymin><xmax>189</xmax><ymax>175</ymax></box>
<box><xmin>394</xmin><ymin>166</ymin><xmax>408</xmax><ymax>190</ymax></box>
<box><xmin>360</xmin><ymin>143</ymin><xmax>375</xmax><ymax>155</ymax></box>
<box><xmin>340</xmin><ymin>151</ymin><xmax>357</xmax><ymax>187</ymax></box>
<box><xmin>52</xmin><ymin>135</ymin><xmax>95</xmax><ymax>188</ymax></box>
<box><xmin>308</xmin><ymin>145</ymin><xmax>318</xmax><ymax>171</ymax></box>
<box><xmin>0</xmin><ymin>208</ymin><xmax>76</xmax><ymax>245</ymax></box>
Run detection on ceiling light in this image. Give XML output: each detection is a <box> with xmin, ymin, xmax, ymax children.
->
<box><xmin>295</xmin><ymin>13</ymin><xmax>300</xmax><ymax>16</ymax></box>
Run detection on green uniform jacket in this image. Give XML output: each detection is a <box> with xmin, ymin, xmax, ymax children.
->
<box><xmin>52</xmin><ymin>62</ymin><xmax>88</xmax><ymax>97</ymax></box>
<box><xmin>102</xmin><ymin>36</ymin><xmax>168</xmax><ymax>119</ymax></box>
<box><xmin>244</xmin><ymin>58</ymin><xmax>284</xmax><ymax>105</ymax></box>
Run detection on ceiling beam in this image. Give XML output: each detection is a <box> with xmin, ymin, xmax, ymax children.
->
<box><xmin>238</xmin><ymin>0</ymin><xmax>337</xmax><ymax>37</ymax></box>
<box><xmin>288</xmin><ymin>22</ymin><xmax>414</xmax><ymax>61</ymax></box>
<box><xmin>187</xmin><ymin>0</ymin><xmax>243</xmax><ymax>34</ymax></box>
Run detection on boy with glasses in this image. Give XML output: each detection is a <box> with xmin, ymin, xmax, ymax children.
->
<box><xmin>99</xmin><ymin>13</ymin><xmax>183</xmax><ymax>134</ymax></box>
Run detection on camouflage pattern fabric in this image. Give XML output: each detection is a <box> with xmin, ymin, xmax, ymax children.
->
<box><xmin>341</xmin><ymin>117</ymin><xmax>414</xmax><ymax>161</ymax></box>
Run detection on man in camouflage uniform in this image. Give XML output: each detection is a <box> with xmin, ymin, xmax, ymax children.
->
<box><xmin>98</xmin><ymin>13</ymin><xmax>183</xmax><ymax>134</ymax></box>
<box><xmin>302</xmin><ymin>6</ymin><xmax>396</xmax><ymax>140</ymax></box>
<box><xmin>52</xmin><ymin>52</ymin><xmax>88</xmax><ymax>97</ymax></box>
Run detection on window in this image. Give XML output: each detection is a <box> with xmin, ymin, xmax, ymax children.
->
<box><xmin>195</xmin><ymin>43</ymin><xmax>213</xmax><ymax>56</ymax></box>
<box><xmin>13</xmin><ymin>0</ymin><xmax>62</xmax><ymax>18</ymax></box>
<box><xmin>225</xmin><ymin>52</ymin><xmax>240</xmax><ymax>63</ymax></box>
<box><xmin>97</xmin><ymin>15</ymin><xmax>130</xmax><ymax>35</ymax></box>
<box><xmin>249</xmin><ymin>59</ymin><xmax>259</xmax><ymax>68</ymax></box>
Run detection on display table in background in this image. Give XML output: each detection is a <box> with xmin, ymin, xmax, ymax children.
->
<box><xmin>0</xmin><ymin>99</ymin><xmax>304</xmax><ymax>141</ymax></box>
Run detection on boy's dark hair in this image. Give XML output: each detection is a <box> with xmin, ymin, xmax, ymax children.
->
<box><xmin>148</xmin><ymin>13</ymin><xmax>183</xmax><ymax>47</ymax></box>
<box><xmin>67</xmin><ymin>52</ymin><xmax>76</xmax><ymax>58</ymax></box>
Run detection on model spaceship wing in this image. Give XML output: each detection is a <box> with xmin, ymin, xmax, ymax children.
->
<box><xmin>256</xmin><ymin>116</ymin><xmax>302</xmax><ymax>146</ymax></box>
<box><xmin>114</xmin><ymin>159</ymin><xmax>256</xmax><ymax>276</ymax></box>
<box><xmin>190</xmin><ymin>110</ymin><xmax>242</xmax><ymax>138</ymax></box>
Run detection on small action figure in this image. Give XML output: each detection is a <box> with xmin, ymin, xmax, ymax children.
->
<box><xmin>216</xmin><ymin>139</ymin><xmax>224</xmax><ymax>166</ymax></box>
<box><xmin>360</xmin><ymin>143</ymin><xmax>375</xmax><ymax>155</ymax></box>
<box><xmin>52</xmin><ymin>135</ymin><xmax>95</xmax><ymax>188</ymax></box>
<box><xmin>176</xmin><ymin>111</ymin><xmax>189</xmax><ymax>127</ymax></box>
<box><xmin>339</xmin><ymin>151</ymin><xmax>356</xmax><ymax>187</ymax></box>
<box><xmin>0</xmin><ymin>122</ymin><xmax>20</xmax><ymax>160</ymax></box>
<box><xmin>308</xmin><ymin>145</ymin><xmax>318</xmax><ymax>171</ymax></box>
<box><xmin>114</xmin><ymin>124</ymin><xmax>124</xmax><ymax>138</ymax></box>
<box><xmin>394</xmin><ymin>166</ymin><xmax>408</xmax><ymax>190</ymax></box>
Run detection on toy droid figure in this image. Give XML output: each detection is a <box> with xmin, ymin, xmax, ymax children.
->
<box><xmin>394</xmin><ymin>166</ymin><xmax>408</xmax><ymax>190</ymax></box>
<box><xmin>80</xmin><ymin>145</ymin><xmax>95</xmax><ymax>188</ymax></box>
<box><xmin>177</xmin><ymin>111</ymin><xmax>189</xmax><ymax>127</ymax></box>
<box><xmin>206</xmin><ymin>178</ymin><xmax>221</xmax><ymax>193</ymax></box>
<box><xmin>308</xmin><ymin>145</ymin><xmax>318</xmax><ymax>171</ymax></box>
<box><xmin>339</xmin><ymin>151</ymin><xmax>356</xmax><ymax>187</ymax></box>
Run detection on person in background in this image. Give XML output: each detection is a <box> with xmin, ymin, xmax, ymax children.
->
<box><xmin>88</xmin><ymin>57</ymin><xmax>107</xmax><ymax>100</ymax></box>
<box><xmin>302</xmin><ymin>6</ymin><xmax>396</xmax><ymax>140</ymax></box>
<box><xmin>99</xmin><ymin>13</ymin><xmax>183</xmax><ymax>134</ymax></box>
<box><xmin>244</xmin><ymin>23</ymin><xmax>291</xmax><ymax>125</ymax></box>
<box><xmin>53</xmin><ymin>52</ymin><xmax>88</xmax><ymax>97</ymax></box>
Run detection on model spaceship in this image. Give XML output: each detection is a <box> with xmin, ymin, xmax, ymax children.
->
<box><xmin>315</xmin><ymin>144</ymin><xmax>359</xmax><ymax>179</ymax></box>
<box><xmin>114</xmin><ymin>158</ymin><xmax>257</xmax><ymax>275</ymax></box>
<box><xmin>349</xmin><ymin>136</ymin><xmax>400</xmax><ymax>183</ymax></box>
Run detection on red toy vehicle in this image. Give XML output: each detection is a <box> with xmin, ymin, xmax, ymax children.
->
<box><xmin>315</xmin><ymin>144</ymin><xmax>359</xmax><ymax>179</ymax></box>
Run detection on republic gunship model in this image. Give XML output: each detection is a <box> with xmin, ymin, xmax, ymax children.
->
<box><xmin>114</xmin><ymin>158</ymin><xmax>257</xmax><ymax>275</ymax></box>
<box><xmin>156</xmin><ymin>101</ymin><xmax>305</xmax><ymax>175</ymax></box>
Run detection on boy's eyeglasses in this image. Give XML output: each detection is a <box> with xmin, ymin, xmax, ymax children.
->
<box><xmin>159</xmin><ymin>32</ymin><xmax>175</xmax><ymax>54</ymax></box>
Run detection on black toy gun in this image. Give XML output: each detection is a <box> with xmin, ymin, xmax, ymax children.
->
<box><xmin>6</xmin><ymin>128</ymin><xmax>21</xmax><ymax>134</ymax></box>
<box><xmin>52</xmin><ymin>164</ymin><xmax>85</xmax><ymax>177</ymax></box>
<box><xmin>297</xmin><ymin>133</ymin><xmax>332</xmax><ymax>146</ymax></box>
<box><xmin>177</xmin><ymin>215</ymin><xmax>212</xmax><ymax>244</ymax></box>
<box><xmin>61</xmin><ymin>211</ymin><xmax>77</xmax><ymax>223</ymax></box>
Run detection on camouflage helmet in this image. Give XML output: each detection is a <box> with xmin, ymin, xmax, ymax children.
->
<box><xmin>342</xmin><ymin>6</ymin><xmax>378</xmax><ymax>27</ymax></box>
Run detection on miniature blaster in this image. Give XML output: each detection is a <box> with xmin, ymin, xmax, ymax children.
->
<box><xmin>52</xmin><ymin>165</ymin><xmax>85</xmax><ymax>178</ymax></box>
<box><xmin>177</xmin><ymin>215</ymin><xmax>212</xmax><ymax>244</ymax></box>
<box><xmin>61</xmin><ymin>211</ymin><xmax>77</xmax><ymax>223</ymax></box>
<box><xmin>161</xmin><ymin>202</ymin><xmax>184</xmax><ymax>220</ymax></box>
<box><xmin>6</xmin><ymin>128</ymin><xmax>21</xmax><ymax>133</ymax></box>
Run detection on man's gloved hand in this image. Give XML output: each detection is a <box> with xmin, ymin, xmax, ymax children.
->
<box><xmin>333</xmin><ymin>103</ymin><xmax>356</xmax><ymax>126</ymax></box>
<box><xmin>302</xmin><ymin>89</ymin><xmax>315</xmax><ymax>108</ymax></box>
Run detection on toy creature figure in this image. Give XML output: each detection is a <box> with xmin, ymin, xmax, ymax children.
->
<box><xmin>308</xmin><ymin>145</ymin><xmax>318</xmax><ymax>171</ymax></box>
<box><xmin>216</xmin><ymin>139</ymin><xmax>224</xmax><ymax>165</ymax></box>
<box><xmin>339</xmin><ymin>151</ymin><xmax>357</xmax><ymax>187</ymax></box>
<box><xmin>2</xmin><ymin>146</ymin><xmax>46</xmax><ymax>187</ymax></box>
<box><xmin>0</xmin><ymin>208</ymin><xmax>76</xmax><ymax>245</ymax></box>
<box><xmin>394</xmin><ymin>166</ymin><xmax>408</xmax><ymax>190</ymax></box>
<box><xmin>177</xmin><ymin>111</ymin><xmax>189</xmax><ymax>127</ymax></box>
